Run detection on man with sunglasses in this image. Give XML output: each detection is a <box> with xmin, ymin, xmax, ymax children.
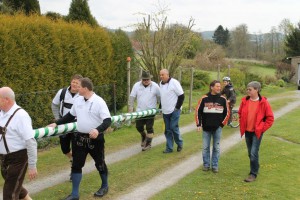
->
<box><xmin>129</xmin><ymin>70</ymin><xmax>160</xmax><ymax>151</ymax></box>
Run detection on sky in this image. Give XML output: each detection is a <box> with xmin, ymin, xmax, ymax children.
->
<box><xmin>39</xmin><ymin>0</ymin><xmax>300</xmax><ymax>34</ymax></box>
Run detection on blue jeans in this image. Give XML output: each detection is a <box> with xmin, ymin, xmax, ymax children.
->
<box><xmin>245</xmin><ymin>132</ymin><xmax>263</xmax><ymax>177</ymax></box>
<box><xmin>202</xmin><ymin>127</ymin><xmax>222</xmax><ymax>169</ymax></box>
<box><xmin>163</xmin><ymin>109</ymin><xmax>183</xmax><ymax>151</ymax></box>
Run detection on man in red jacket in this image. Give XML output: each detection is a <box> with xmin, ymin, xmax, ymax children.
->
<box><xmin>238</xmin><ymin>81</ymin><xmax>274</xmax><ymax>182</ymax></box>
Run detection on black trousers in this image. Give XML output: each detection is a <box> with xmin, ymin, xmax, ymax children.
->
<box><xmin>0</xmin><ymin>149</ymin><xmax>28</xmax><ymax>200</ymax></box>
<box><xmin>72</xmin><ymin>133</ymin><xmax>107</xmax><ymax>174</ymax></box>
<box><xmin>59</xmin><ymin>132</ymin><xmax>73</xmax><ymax>154</ymax></box>
<box><xmin>135</xmin><ymin>115</ymin><xmax>155</xmax><ymax>133</ymax></box>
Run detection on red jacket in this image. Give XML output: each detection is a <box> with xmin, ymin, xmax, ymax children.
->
<box><xmin>238</xmin><ymin>95</ymin><xmax>274</xmax><ymax>139</ymax></box>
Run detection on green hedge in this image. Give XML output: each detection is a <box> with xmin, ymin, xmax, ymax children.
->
<box><xmin>0</xmin><ymin>14</ymin><xmax>132</xmax><ymax>128</ymax></box>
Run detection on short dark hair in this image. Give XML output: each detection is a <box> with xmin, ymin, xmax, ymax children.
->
<box><xmin>80</xmin><ymin>77</ymin><xmax>94</xmax><ymax>91</ymax></box>
<box><xmin>71</xmin><ymin>74</ymin><xmax>83</xmax><ymax>81</ymax></box>
<box><xmin>209</xmin><ymin>80</ymin><xmax>220</xmax><ymax>92</ymax></box>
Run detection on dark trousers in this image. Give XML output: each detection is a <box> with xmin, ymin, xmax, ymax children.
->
<box><xmin>59</xmin><ymin>132</ymin><xmax>73</xmax><ymax>154</ymax></box>
<box><xmin>245</xmin><ymin>131</ymin><xmax>263</xmax><ymax>177</ymax></box>
<box><xmin>135</xmin><ymin>115</ymin><xmax>155</xmax><ymax>133</ymax></box>
<box><xmin>0</xmin><ymin>149</ymin><xmax>28</xmax><ymax>200</ymax></box>
<box><xmin>72</xmin><ymin>133</ymin><xmax>107</xmax><ymax>175</ymax></box>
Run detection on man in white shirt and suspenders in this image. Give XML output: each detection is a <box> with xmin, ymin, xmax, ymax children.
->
<box><xmin>0</xmin><ymin>87</ymin><xmax>38</xmax><ymax>200</ymax></box>
<box><xmin>129</xmin><ymin>70</ymin><xmax>160</xmax><ymax>151</ymax></box>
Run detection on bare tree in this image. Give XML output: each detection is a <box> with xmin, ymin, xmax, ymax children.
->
<box><xmin>133</xmin><ymin>7</ymin><xmax>195</xmax><ymax>82</ymax></box>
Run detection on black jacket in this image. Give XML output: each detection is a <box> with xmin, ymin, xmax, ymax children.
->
<box><xmin>221</xmin><ymin>83</ymin><xmax>236</xmax><ymax>105</ymax></box>
<box><xmin>195</xmin><ymin>93</ymin><xmax>230</xmax><ymax>131</ymax></box>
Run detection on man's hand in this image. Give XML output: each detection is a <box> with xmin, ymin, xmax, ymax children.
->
<box><xmin>28</xmin><ymin>168</ymin><xmax>38</xmax><ymax>181</ymax></box>
<box><xmin>47</xmin><ymin>123</ymin><xmax>57</xmax><ymax>128</ymax></box>
<box><xmin>89</xmin><ymin>129</ymin><xmax>100</xmax><ymax>139</ymax></box>
<box><xmin>197</xmin><ymin>126</ymin><xmax>202</xmax><ymax>132</ymax></box>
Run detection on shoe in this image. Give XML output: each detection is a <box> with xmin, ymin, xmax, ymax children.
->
<box><xmin>142</xmin><ymin>144</ymin><xmax>151</xmax><ymax>151</ymax></box>
<box><xmin>64</xmin><ymin>195</ymin><xmax>79</xmax><ymax>200</ymax></box>
<box><xmin>227</xmin><ymin>123</ymin><xmax>232</xmax><ymax>127</ymax></box>
<box><xmin>94</xmin><ymin>187</ymin><xmax>109</xmax><ymax>197</ymax></box>
<box><xmin>244</xmin><ymin>174</ymin><xmax>256</xmax><ymax>182</ymax></box>
<box><xmin>163</xmin><ymin>149</ymin><xmax>173</xmax><ymax>153</ymax></box>
<box><xmin>212</xmin><ymin>168</ymin><xmax>219</xmax><ymax>173</ymax></box>
<box><xmin>177</xmin><ymin>146</ymin><xmax>183</xmax><ymax>152</ymax></box>
<box><xmin>202</xmin><ymin>167</ymin><xmax>210</xmax><ymax>171</ymax></box>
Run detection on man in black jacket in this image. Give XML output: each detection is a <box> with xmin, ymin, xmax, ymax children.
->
<box><xmin>195</xmin><ymin>80</ymin><xmax>230</xmax><ymax>173</ymax></box>
<box><xmin>221</xmin><ymin>76</ymin><xmax>236</xmax><ymax>126</ymax></box>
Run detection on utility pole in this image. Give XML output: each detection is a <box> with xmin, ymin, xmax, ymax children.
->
<box><xmin>127</xmin><ymin>57</ymin><xmax>131</xmax><ymax>112</ymax></box>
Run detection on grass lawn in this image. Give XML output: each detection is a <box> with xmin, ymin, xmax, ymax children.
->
<box><xmin>151</xmin><ymin>105</ymin><xmax>300</xmax><ymax>200</ymax></box>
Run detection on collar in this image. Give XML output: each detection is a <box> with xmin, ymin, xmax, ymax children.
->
<box><xmin>161</xmin><ymin>77</ymin><xmax>171</xmax><ymax>85</ymax></box>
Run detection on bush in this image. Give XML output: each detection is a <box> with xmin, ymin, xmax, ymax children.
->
<box><xmin>276</xmin><ymin>79</ymin><xmax>286</xmax><ymax>87</ymax></box>
<box><xmin>264</xmin><ymin>75</ymin><xmax>277</xmax><ymax>85</ymax></box>
<box><xmin>180</xmin><ymin>69</ymin><xmax>210</xmax><ymax>89</ymax></box>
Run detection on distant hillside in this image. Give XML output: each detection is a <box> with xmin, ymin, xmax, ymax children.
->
<box><xmin>200</xmin><ymin>31</ymin><xmax>214</xmax><ymax>40</ymax></box>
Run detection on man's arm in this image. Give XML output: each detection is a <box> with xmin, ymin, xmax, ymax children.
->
<box><xmin>26</xmin><ymin>138</ymin><xmax>38</xmax><ymax>180</ymax></box>
<box><xmin>51</xmin><ymin>103</ymin><xmax>60</xmax><ymax>120</ymax></box>
<box><xmin>128</xmin><ymin>96</ymin><xmax>135</xmax><ymax>112</ymax></box>
<box><xmin>175</xmin><ymin>94</ymin><xmax>185</xmax><ymax>109</ymax></box>
<box><xmin>56</xmin><ymin>112</ymin><xmax>76</xmax><ymax>125</ymax></box>
<box><xmin>96</xmin><ymin>118</ymin><xmax>112</xmax><ymax>133</ymax></box>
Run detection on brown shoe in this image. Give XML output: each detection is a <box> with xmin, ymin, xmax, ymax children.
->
<box><xmin>244</xmin><ymin>174</ymin><xmax>256</xmax><ymax>182</ymax></box>
<box><xmin>142</xmin><ymin>144</ymin><xmax>151</xmax><ymax>151</ymax></box>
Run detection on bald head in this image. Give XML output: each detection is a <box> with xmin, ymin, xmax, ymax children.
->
<box><xmin>160</xmin><ymin>69</ymin><xmax>170</xmax><ymax>83</ymax></box>
<box><xmin>0</xmin><ymin>87</ymin><xmax>16</xmax><ymax>112</ymax></box>
<box><xmin>0</xmin><ymin>87</ymin><xmax>15</xmax><ymax>101</ymax></box>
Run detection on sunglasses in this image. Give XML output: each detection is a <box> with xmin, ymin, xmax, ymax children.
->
<box><xmin>142</xmin><ymin>79</ymin><xmax>150</xmax><ymax>81</ymax></box>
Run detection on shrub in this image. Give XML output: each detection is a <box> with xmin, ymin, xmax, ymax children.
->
<box><xmin>276</xmin><ymin>79</ymin><xmax>286</xmax><ymax>87</ymax></box>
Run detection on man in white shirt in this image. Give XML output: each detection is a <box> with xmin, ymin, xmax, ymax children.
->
<box><xmin>159</xmin><ymin>69</ymin><xmax>185</xmax><ymax>153</ymax></box>
<box><xmin>48</xmin><ymin>78</ymin><xmax>111</xmax><ymax>200</ymax></box>
<box><xmin>52</xmin><ymin>74</ymin><xmax>82</xmax><ymax>181</ymax></box>
<box><xmin>0</xmin><ymin>87</ymin><xmax>38</xmax><ymax>200</ymax></box>
<box><xmin>129</xmin><ymin>70</ymin><xmax>160</xmax><ymax>151</ymax></box>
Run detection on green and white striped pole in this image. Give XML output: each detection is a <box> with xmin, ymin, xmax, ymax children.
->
<box><xmin>33</xmin><ymin>108</ymin><xmax>160</xmax><ymax>139</ymax></box>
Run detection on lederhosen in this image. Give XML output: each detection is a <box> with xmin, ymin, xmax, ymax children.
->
<box><xmin>71</xmin><ymin>132</ymin><xmax>107</xmax><ymax>175</ymax></box>
<box><xmin>0</xmin><ymin>108</ymin><xmax>28</xmax><ymax>200</ymax></box>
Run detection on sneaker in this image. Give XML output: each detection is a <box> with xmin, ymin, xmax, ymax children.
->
<box><xmin>244</xmin><ymin>174</ymin><xmax>256</xmax><ymax>182</ymax></box>
<box><xmin>202</xmin><ymin>167</ymin><xmax>210</xmax><ymax>171</ymax></box>
<box><xmin>212</xmin><ymin>168</ymin><xmax>219</xmax><ymax>173</ymax></box>
<box><xmin>177</xmin><ymin>146</ymin><xmax>183</xmax><ymax>152</ymax></box>
<box><xmin>142</xmin><ymin>144</ymin><xmax>151</xmax><ymax>151</ymax></box>
<box><xmin>94</xmin><ymin>187</ymin><xmax>109</xmax><ymax>197</ymax></box>
<box><xmin>64</xmin><ymin>195</ymin><xmax>79</xmax><ymax>200</ymax></box>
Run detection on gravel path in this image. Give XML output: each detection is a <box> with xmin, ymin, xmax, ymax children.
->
<box><xmin>0</xmin><ymin>91</ymin><xmax>299</xmax><ymax>199</ymax></box>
